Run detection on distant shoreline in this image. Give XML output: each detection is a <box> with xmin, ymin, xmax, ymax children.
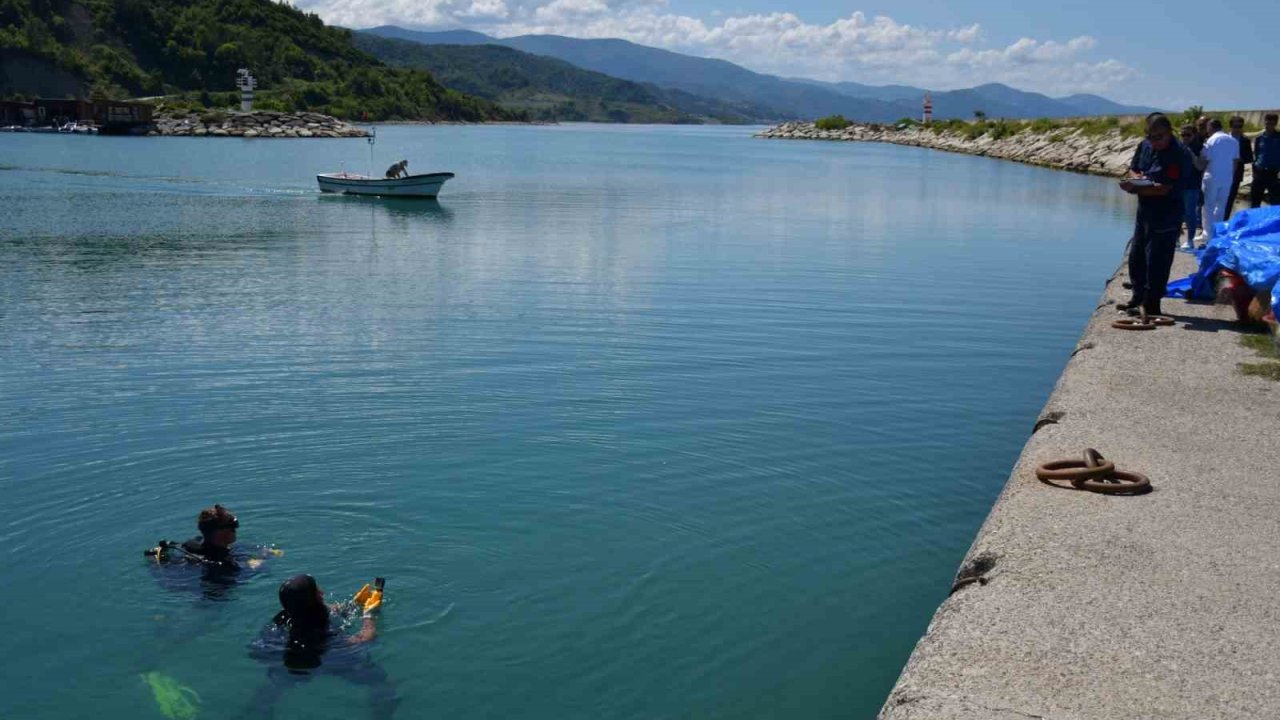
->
<box><xmin>757</xmin><ymin>120</ymin><xmax>1133</xmax><ymax>178</ymax></box>
<box><xmin>367</xmin><ymin>119</ymin><xmax>555</xmax><ymax>126</ymax></box>
<box><xmin>757</xmin><ymin>120</ymin><xmax>1263</xmax><ymax>195</ymax></box>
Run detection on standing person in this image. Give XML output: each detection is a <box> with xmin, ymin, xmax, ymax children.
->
<box><xmin>1225</xmin><ymin>116</ymin><xmax>1254</xmax><ymax>219</ymax></box>
<box><xmin>1187</xmin><ymin>117</ymin><xmax>1211</xmax><ymax>244</ymax></box>
<box><xmin>1201</xmin><ymin>118</ymin><xmax>1240</xmax><ymax>242</ymax></box>
<box><xmin>1121</xmin><ymin>114</ymin><xmax>1190</xmax><ymax>316</ymax></box>
<box><xmin>1253</xmin><ymin>113</ymin><xmax>1280</xmax><ymax>208</ymax></box>
<box><xmin>1178</xmin><ymin>124</ymin><xmax>1204</xmax><ymax>250</ymax></box>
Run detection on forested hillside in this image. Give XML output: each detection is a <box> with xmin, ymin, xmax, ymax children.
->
<box><xmin>352</xmin><ymin>33</ymin><xmax>766</xmax><ymax>123</ymax></box>
<box><xmin>364</xmin><ymin>26</ymin><xmax>1158</xmax><ymax>122</ymax></box>
<box><xmin>0</xmin><ymin>0</ymin><xmax>521</xmax><ymax>121</ymax></box>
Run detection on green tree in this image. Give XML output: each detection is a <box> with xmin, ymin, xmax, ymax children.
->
<box><xmin>815</xmin><ymin>114</ymin><xmax>851</xmax><ymax>130</ymax></box>
<box><xmin>0</xmin><ymin>0</ymin><xmax>520</xmax><ymax>121</ymax></box>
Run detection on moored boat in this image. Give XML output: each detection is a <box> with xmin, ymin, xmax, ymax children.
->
<box><xmin>316</xmin><ymin>171</ymin><xmax>455</xmax><ymax>198</ymax></box>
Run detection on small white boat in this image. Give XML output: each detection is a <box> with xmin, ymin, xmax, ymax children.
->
<box><xmin>316</xmin><ymin>171</ymin><xmax>455</xmax><ymax>198</ymax></box>
<box><xmin>318</xmin><ymin>126</ymin><xmax>453</xmax><ymax>198</ymax></box>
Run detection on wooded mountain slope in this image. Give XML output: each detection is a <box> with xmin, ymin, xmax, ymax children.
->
<box><xmin>352</xmin><ymin>33</ymin><xmax>767</xmax><ymax>123</ymax></box>
<box><xmin>0</xmin><ymin>0</ymin><xmax>520</xmax><ymax>121</ymax></box>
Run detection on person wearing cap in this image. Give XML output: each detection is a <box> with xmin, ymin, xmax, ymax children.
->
<box><xmin>1225</xmin><ymin>116</ymin><xmax>1255</xmax><ymax>220</ymax></box>
<box><xmin>245</xmin><ymin>574</ymin><xmax>396</xmax><ymax>719</ymax></box>
<box><xmin>1200</xmin><ymin>118</ymin><xmax>1239</xmax><ymax>241</ymax></box>
<box><xmin>1120</xmin><ymin>113</ymin><xmax>1192</xmax><ymax>317</ymax></box>
<box><xmin>1252</xmin><ymin>113</ymin><xmax>1280</xmax><ymax>208</ymax></box>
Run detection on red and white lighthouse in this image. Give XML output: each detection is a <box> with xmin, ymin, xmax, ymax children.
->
<box><xmin>923</xmin><ymin>92</ymin><xmax>933</xmax><ymax>125</ymax></box>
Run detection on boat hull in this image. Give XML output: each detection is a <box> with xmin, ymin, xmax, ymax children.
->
<box><xmin>317</xmin><ymin>172</ymin><xmax>455</xmax><ymax>198</ymax></box>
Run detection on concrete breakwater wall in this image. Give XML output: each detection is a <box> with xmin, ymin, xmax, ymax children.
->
<box><xmin>149</xmin><ymin>110</ymin><xmax>368</xmax><ymax>138</ymax></box>
<box><xmin>757</xmin><ymin>121</ymin><xmax>1260</xmax><ymax>192</ymax></box>
<box><xmin>757</xmin><ymin>120</ymin><xmax>1136</xmax><ymax>176</ymax></box>
<box><xmin>874</xmin><ymin>251</ymin><xmax>1280</xmax><ymax>719</ymax></box>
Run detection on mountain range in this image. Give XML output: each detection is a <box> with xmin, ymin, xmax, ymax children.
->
<box><xmin>364</xmin><ymin>25</ymin><xmax>1158</xmax><ymax>123</ymax></box>
<box><xmin>351</xmin><ymin>33</ymin><xmax>768</xmax><ymax>123</ymax></box>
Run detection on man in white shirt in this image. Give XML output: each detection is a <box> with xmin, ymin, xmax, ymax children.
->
<box><xmin>1201</xmin><ymin>118</ymin><xmax>1239</xmax><ymax>241</ymax></box>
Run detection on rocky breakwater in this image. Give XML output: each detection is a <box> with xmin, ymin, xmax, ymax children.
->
<box><xmin>757</xmin><ymin>121</ymin><xmax>1141</xmax><ymax>177</ymax></box>
<box><xmin>150</xmin><ymin>110</ymin><xmax>368</xmax><ymax>138</ymax></box>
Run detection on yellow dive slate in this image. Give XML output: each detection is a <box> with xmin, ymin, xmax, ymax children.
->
<box><xmin>352</xmin><ymin>577</ymin><xmax>386</xmax><ymax>614</ymax></box>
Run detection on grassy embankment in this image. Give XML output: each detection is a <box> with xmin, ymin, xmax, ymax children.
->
<box><xmin>1240</xmin><ymin>334</ymin><xmax>1280</xmax><ymax>380</ymax></box>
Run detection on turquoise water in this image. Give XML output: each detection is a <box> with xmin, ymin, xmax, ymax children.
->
<box><xmin>0</xmin><ymin>125</ymin><xmax>1134</xmax><ymax>719</ymax></box>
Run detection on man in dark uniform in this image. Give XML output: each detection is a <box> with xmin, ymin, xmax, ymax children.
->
<box><xmin>1253</xmin><ymin>113</ymin><xmax>1280</xmax><ymax>208</ymax></box>
<box><xmin>1225</xmin><ymin>115</ymin><xmax>1255</xmax><ymax>220</ymax></box>
<box><xmin>1121</xmin><ymin>114</ymin><xmax>1191</xmax><ymax>317</ymax></box>
<box><xmin>1178</xmin><ymin>124</ymin><xmax>1204</xmax><ymax>249</ymax></box>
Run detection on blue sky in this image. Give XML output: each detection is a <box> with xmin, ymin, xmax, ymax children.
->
<box><xmin>297</xmin><ymin>0</ymin><xmax>1278</xmax><ymax>109</ymax></box>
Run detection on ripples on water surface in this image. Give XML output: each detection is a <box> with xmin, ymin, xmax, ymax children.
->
<box><xmin>0</xmin><ymin>125</ymin><xmax>1134</xmax><ymax>718</ymax></box>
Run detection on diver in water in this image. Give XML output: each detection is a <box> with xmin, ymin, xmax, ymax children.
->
<box><xmin>146</xmin><ymin>504</ymin><xmax>278</xmax><ymax>573</ymax></box>
<box><xmin>181</xmin><ymin>504</ymin><xmax>241</xmax><ymax>569</ymax></box>
<box><xmin>246</xmin><ymin>574</ymin><xmax>398</xmax><ymax>719</ymax></box>
<box><xmin>145</xmin><ymin>504</ymin><xmax>280</xmax><ymax>602</ymax></box>
<box><xmin>139</xmin><ymin>505</ymin><xmax>283</xmax><ymax>715</ymax></box>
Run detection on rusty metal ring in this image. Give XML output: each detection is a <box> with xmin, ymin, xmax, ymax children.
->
<box><xmin>948</xmin><ymin>576</ymin><xmax>988</xmax><ymax>596</ymax></box>
<box><xmin>1078</xmin><ymin>469</ymin><xmax>1152</xmax><ymax>495</ymax></box>
<box><xmin>1111</xmin><ymin>318</ymin><xmax>1156</xmax><ymax>330</ymax></box>
<box><xmin>1083</xmin><ymin>448</ymin><xmax>1106</xmax><ymax>468</ymax></box>
<box><xmin>1035</xmin><ymin>458</ymin><xmax>1117</xmax><ymax>488</ymax></box>
<box><xmin>1146</xmin><ymin>315</ymin><xmax>1175</xmax><ymax>326</ymax></box>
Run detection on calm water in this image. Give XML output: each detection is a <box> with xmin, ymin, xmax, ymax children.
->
<box><xmin>0</xmin><ymin>125</ymin><xmax>1134</xmax><ymax>719</ymax></box>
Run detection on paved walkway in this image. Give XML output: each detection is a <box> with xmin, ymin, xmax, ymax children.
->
<box><xmin>879</xmin><ymin>251</ymin><xmax>1280</xmax><ymax>719</ymax></box>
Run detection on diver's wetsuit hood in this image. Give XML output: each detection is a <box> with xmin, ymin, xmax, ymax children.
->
<box><xmin>275</xmin><ymin>575</ymin><xmax>332</xmax><ymax>671</ymax></box>
<box><xmin>275</xmin><ymin>575</ymin><xmax>330</xmax><ymax>631</ymax></box>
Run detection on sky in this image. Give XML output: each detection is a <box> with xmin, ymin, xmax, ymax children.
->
<box><xmin>293</xmin><ymin>0</ymin><xmax>1278</xmax><ymax>109</ymax></box>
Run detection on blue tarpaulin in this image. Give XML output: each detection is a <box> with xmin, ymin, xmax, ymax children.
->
<box><xmin>1169</xmin><ymin>206</ymin><xmax>1280</xmax><ymax>320</ymax></box>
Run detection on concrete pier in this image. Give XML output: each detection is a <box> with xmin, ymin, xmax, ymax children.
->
<box><xmin>879</xmin><ymin>251</ymin><xmax>1280</xmax><ymax>719</ymax></box>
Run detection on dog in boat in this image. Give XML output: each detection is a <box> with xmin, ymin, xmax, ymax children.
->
<box><xmin>385</xmin><ymin>160</ymin><xmax>409</xmax><ymax>179</ymax></box>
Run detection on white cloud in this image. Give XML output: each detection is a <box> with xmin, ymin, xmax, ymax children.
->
<box><xmin>459</xmin><ymin>0</ymin><xmax>509</xmax><ymax>19</ymax></box>
<box><xmin>534</xmin><ymin>0</ymin><xmax>609</xmax><ymax>23</ymax></box>
<box><xmin>948</xmin><ymin>36</ymin><xmax>1100</xmax><ymax>67</ymax></box>
<box><xmin>295</xmin><ymin>0</ymin><xmax>1138</xmax><ymax>95</ymax></box>
<box><xmin>949</xmin><ymin>24</ymin><xmax>981</xmax><ymax>44</ymax></box>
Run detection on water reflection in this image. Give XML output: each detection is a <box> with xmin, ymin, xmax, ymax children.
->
<box><xmin>315</xmin><ymin>195</ymin><xmax>455</xmax><ymax>257</ymax></box>
<box><xmin>317</xmin><ymin>194</ymin><xmax>454</xmax><ymax>222</ymax></box>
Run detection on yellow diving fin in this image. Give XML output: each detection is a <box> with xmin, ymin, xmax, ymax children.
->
<box><xmin>140</xmin><ymin>672</ymin><xmax>200</xmax><ymax>720</ymax></box>
<box><xmin>353</xmin><ymin>578</ymin><xmax>385</xmax><ymax>614</ymax></box>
